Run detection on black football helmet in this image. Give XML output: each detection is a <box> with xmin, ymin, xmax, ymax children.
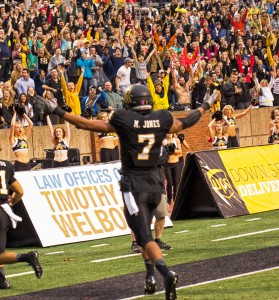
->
<box><xmin>124</xmin><ymin>84</ymin><xmax>153</xmax><ymax>111</ymax></box>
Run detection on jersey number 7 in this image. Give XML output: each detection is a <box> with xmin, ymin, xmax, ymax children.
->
<box><xmin>138</xmin><ymin>134</ymin><xmax>155</xmax><ymax>160</ymax></box>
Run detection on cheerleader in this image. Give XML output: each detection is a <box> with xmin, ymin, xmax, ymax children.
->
<box><xmin>208</xmin><ymin>117</ymin><xmax>231</xmax><ymax>150</ymax></box>
<box><xmin>9</xmin><ymin>109</ymin><xmax>33</xmax><ymax>171</ymax></box>
<box><xmin>46</xmin><ymin>115</ymin><xmax>71</xmax><ymax>168</ymax></box>
<box><xmin>163</xmin><ymin>133</ymin><xmax>182</xmax><ymax>205</ymax></box>
<box><xmin>222</xmin><ymin>104</ymin><xmax>252</xmax><ymax>148</ymax></box>
<box><xmin>269</xmin><ymin>115</ymin><xmax>279</xmax><ymax>144</ymax></box>
<box><xmin>96</xmin><ymin>112</ymin><xmax>117</xmax><ymax>162</ymax></box>
<box><xmin>176</xmin><ymin>132</ymin><xmax>190</xmax><ymax>177</ymax></box>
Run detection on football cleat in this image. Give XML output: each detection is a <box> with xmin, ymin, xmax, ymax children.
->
<box><xmin>131</xmin><ymin>242</ymin><xmax>141</xmax><ymax>254</ymax></box>
<box><xmin>144</xmin><ymin>275</ymin><xmax>157</xmax><ymax>295</ymax></box>
<box><xmin>27</xmin><ymin>251</ymin><xmax>43</xmax><ymax>278</ymax></box>
<box><xmin>131</xmin><ymin>242</ymin><xmax>140</xmax><ymax>254</ymax></box>
<box><xmin>203</xmin><ymin>90</ymin><xmax>219</xmax><ymax>110</ymax></box>
<box><xmin>0</xmin><ymin>273</ymin><xmax>10</xmax><ymax>289</ymax></box>
<box><xmin>164</xmin><ymin>271</ymin><xmax>179</xmax><ymax>300</ymax></box>
<box><xmin>156</xmin><ymin>239</ymin><xmax>172</xmax><ymax>250</ymax></box>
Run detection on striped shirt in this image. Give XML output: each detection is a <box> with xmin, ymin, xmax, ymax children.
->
<box><xmin>272</xmin><ymin>77</ymin><xmax>279</xmax><ymax>94</ymax></box>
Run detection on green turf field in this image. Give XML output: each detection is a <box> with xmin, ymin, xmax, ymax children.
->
<box><xmin>1</xmin><ymin>210</ymin><xmax>279</xmax><ymax>299</ymax></box>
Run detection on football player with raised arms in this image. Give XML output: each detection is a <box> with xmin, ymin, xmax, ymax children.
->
<box><xmin>38</xmin><ymin>84</ymin><xmax>217</xmax><ymax>299</ymax></box>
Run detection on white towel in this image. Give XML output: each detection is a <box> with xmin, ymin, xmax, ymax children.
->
<box><xmin>1</xmin><ymin>203</ymin><xmax>22</xmax><ymax>229</ymax></box>
<box><xmin>123</xmin><ymin>192</ymin><xmax>139</xmax><ymax>216</ymax></box>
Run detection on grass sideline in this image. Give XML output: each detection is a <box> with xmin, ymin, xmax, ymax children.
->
<box><xmin>1</xmin><ymin>210</ymin><xmax>279</xmax><ymax>299</ymax></box>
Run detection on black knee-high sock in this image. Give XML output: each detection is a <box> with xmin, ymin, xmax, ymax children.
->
<box><xmin>16</xmin><ymin>253</ymin><xmax>29</xmax><ymax>262</ymax></box>
<box><xmin>154</xmin><ymin>258</ymin><xmax>169</xmax><ymax>278</ymax></box>
<box><xmin>144</xmin><ymin>259</ymin><xmax>154</xmax><ymax>278</ymax></box>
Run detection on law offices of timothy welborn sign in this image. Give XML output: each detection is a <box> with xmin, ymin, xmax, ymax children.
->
<box><xmin>15</xmin><ymin>161</ymin><xmax>172</xmax><ymax>247</ymax></box>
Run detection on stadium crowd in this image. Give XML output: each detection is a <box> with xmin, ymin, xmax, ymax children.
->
<box><xmin>1</xmin><ymin>0</ymin><xmax>279</xmax><ymax>130</ymax></box>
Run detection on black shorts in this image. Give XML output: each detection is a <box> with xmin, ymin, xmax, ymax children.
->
<box><xmin>14</xmin><ymin>160</ymin><xmax>31</xmax><ymax>171</ymax></box>
<box><xmin>0</xmin><ymin>207</ymin><xmax>11</xmax><ymax>253</ymax></box>
<box><xmin>124</xmin><ymin>192</ymin><xmax>161</xmax><ymax>248</ymax></box>
<box><xmin>120</xmin><ymin>169</ymin><xmax>165</xmax><ymax>194</ymax></box>
<box><xmin>227</xmin><ymin>136</ymin><xmax>239</xmax><ymax>148</ymax></box>
<box><xmin>100</xmin><ymin>148</ymin><xmax>117</xmax><ymax>163</ymax></box>
<box><xmin>114</xmin><ymin>146</ymin><xmax>120</xmax><ymax>160</ymax></box>
<box><xmin>53</xmin><ymin>159</ymin><xmax>70</xmax><ymax>168</ymax></box>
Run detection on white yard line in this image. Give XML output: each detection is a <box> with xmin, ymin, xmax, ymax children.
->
<box><xmin>121</xmin><ymin>266</ymin><xmax>279</xmax><ymax>300</ymax></box>
<box><xmin>6</xmin><ymin>271</ymin><xmax>34</xmax><ymax>278</ymax></box>
<box><xmin>45</xmin><ymin>251</ymin><xmax>65</xmax><ymax>255</ymax></box>
<box><xmin>212</xmin><ymin>228</ymin><xmax>279</xmax><ymax>241</ymax></box>
<box><xmin>175</xmin><ymin>230</ymin><xmax>190</xmax><ymax>234</ymax></box>
<box><xmin>90</xmin><ymin>244</ymin><xmax>109</xmax><ymax>248</ymax></box>
<box><xmin>90</xmin><ymin>253</ymin><xmax>140</xmax><ymax>263</ymax></box>
<box><xmin>91</xmin><ymin>253</ymin><xmax>167</xmax><ymax>263</ymax></box>
<box><xmin>210</xmin><ymin>224</ymin><xmax>227</xmax><ymax>228</ymax></box>
<box><xmin>245</xmin><ymin>218</ymin><xmax>262</xmax><ymax>222</ymax></box>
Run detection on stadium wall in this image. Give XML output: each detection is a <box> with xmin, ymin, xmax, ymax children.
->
<box><xmin>0</xmin><ymin>107</ymin><xmax>273</xmax><ymax>163</ymax></box>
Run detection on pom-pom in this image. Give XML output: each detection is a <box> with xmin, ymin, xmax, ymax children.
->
<box><xmin>15</xmin><ymin>104</ymin><xmax>25</xmax><ymax>116</ymax></box>
<box><xmin>165</xmin><ymin>143</ymin><xmax>176</xmax><ymax>155</ymax></box>
<box><xmin>177</xmin><ymin>133</ymin><xmax>185</xmax><ymax>144</ymax></box>
<box><xmin>212</xmin><ymin>110</ymin><xmax>223</xmax><ymax>121</ymax></box>
<box><xmin>251</xmin><ymin>98</ymin><xmax>259</xmax><ymax>106</ymax></box>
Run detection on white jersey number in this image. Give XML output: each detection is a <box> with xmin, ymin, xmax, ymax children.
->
<box><xmin>138</xmin><ymin>134</ymin><xmax>155</xmax><ymax>160</ymax></box>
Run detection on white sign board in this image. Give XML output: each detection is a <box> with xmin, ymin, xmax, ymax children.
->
<box><xmin>15</xmin><ymin>162</ymin><xmax>173</xmax><ymax>247</ymax></box>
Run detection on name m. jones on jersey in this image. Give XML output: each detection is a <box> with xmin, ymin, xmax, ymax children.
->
<box><xmin>133</xmin><ymin>120</ymin><xmax>161</xmax><ymax>128</ymax></box>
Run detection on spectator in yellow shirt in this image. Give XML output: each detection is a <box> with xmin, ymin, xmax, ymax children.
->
<box><xmin>57</xmin><ymin>65</ymin><xmax>84</xmax><ymax>115</ymax></box>
<box><xmin>146</xmin><ymin>69</ymin><xmax>170</xmax><ymax>110</ymax></box>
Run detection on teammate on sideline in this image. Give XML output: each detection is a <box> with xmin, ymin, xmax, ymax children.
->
<box><xmin>0</xmin><ymin>159</ymin><xmax>43</xmax><ymax>289</ymax></box>
<box><xmin>38</xmin><ymin>85</ymin><xmax>217</xmax><ymax>299</ymax></box>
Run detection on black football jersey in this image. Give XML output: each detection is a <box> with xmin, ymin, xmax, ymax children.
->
<box><xmin>110</xmin><ymin>109</ymin><xmax>173</xmax><ymax>172</ymax></box>
<box><xmin>0</xmin><ymin>160</ymin><xmax>16</xmax><ymax>203</ymax></box>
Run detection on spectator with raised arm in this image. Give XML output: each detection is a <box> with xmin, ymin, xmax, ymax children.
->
<box><xmin>58</xmin><ymin>64</ymin><xmax>84</xmax><ymax>115</ymax></box>
<box><xmin>147</xmin><ymin>69</ymin><xmax>170</xmax><ymax>110</ymax></box>
<box><xmin>208</xmin><ymin>116</ymin><xmax>231</xmax><ymax>150</ymax></box>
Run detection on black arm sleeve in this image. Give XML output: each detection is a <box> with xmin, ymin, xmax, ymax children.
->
<box><xmin>177</xmin><ymin>110</ymin><xmax>202</xmax><ymax>130</ymax></box>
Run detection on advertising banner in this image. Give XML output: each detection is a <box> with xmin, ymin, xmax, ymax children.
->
<box><xmin>219</xmin><ymin>145</ymin><xmax>279</xmax><ymax>214</ymax></box>
<box><xmin>172</xmin><ymin>145</ymin><xmax>279</xmax><ymax>220</ymax></box>
<box><xmin>13</xmin><ymin>162</ymin><xmax>172</xmax><ymax>247</ymax></box>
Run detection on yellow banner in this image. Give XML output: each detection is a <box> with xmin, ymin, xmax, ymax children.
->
<box><xmin>219</xmin><ymin>145</ymin><xmax>279</xmax><ymax>214</ymax></box>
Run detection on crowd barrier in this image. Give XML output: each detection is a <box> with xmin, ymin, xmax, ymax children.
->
<box><xmin>7</xmin><ymin>161</ymin><xmax>172</xmax><ymax>247</ymax></box>
<box><xmin>172</xmin><ymin>144</ymin><xmax>279</xmax><ymax>220</ymax></box>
